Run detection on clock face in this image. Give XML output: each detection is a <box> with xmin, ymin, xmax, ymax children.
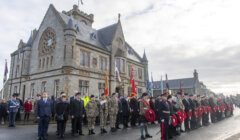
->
<box><xmin>39</xmin><ymin>27</ymin><xmax>56</xmax><ymax>56</ymax></box>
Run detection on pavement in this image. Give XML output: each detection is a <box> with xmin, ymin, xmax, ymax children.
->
<box><xmin>0</xmin><ymin>108</ymin><xmax>240</xmax><ymax>140</ymax></box>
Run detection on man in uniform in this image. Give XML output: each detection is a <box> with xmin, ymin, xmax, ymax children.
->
<box><xmin>175</xmin><ymin>92</ymin><xmax>185</xmax><ymax>132</ymax></box>
<box><xmin>7</xmin><ymin>93</ymin><xmax>20</xmax><ymax>127</ymax></box>
<box><xmin>108</xmin><ymin>93</ymin><xmax>119</xmax><ymax>132</ymax></box>
<box><xmin>99</xmin><ymin>93</ymin><xmax>108</xmax><ymax>134</ymax></box>
<box><xmin>86</xmin><ymin>95</ymin><xmax>98</xmax><ymax>135</ymax></box>
<box><xmin>157</xmin><ymin>93</ymin><xmax>170</xmax><ymax>140</ymax></box>
<box><xmin>182</xmin><ymin>93</ymin><xmax>191</xmax><ymax>131</ymax></box>
<box><xmin>70</xmin><ymin>92</ymin><xmax>85</xmax><ymax>136</ymax></box>
<box><xmin>129</xmin><ymin>95</ymin><xmax>139</xmax><ymax>127</ymax></box>
<box><xmin>189</xmin><ymin>94</ymin><xmax>197</xmax><ymax>130</ymax></box>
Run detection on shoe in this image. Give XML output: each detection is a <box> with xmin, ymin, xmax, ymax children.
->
<box><xmin>116</xmin><ymin>126</ymin><xmax>121</xmax><ymax>129</ymax></box>
<box><xmin>103</xmin><ymin>129</ymin><xmax>107</xmax><ymax>133</ymax></box>
<box><xmin>37</xmin><ymin>137</ymin><xmax>42</xmax><ymax>140</ymax></box>
<box><xmin>79</xmin><ymin>132</ymin><xmax>84</xmax><ymax>136</ymax></box>
<box><xmin>91</xmin><ymin>129</ymin><xmax>95</xmax><ymax>135</ymax></box>
<box><xmin>145</xmin><ymin>134</ymin><xmax>152</xmax><ymax>138</ymax></box>
<box><xmin>111</xmin><ymin>128</ymin><xmax>116</xmax><ymax>132</ymax></box>
<box><xmin>89</xmin><ymin>130</ymin><xmax>92</xmax><ymax>135</ymax></box>
<box><xmin>141</xmin><ymin>135</ymin><xmax>145</xmax><ymax>140</ymax></box>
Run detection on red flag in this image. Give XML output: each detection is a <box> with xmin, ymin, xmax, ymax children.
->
<box><xmin>104</xmin><ymin>73</ymin><xmax>108</xmax><ymax>96</ymax></box>
<box><xmin>130</xmin><ymin>65</ymin><xmax>136</xmax><ymax>97</ymax></box>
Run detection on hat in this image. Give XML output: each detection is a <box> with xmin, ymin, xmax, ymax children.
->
<box><xmin>167</xmin><ymin>95</ymin><xmax>172</xmax><ymax>99</ymax></box>
<box><xmin>161</xmin><ymin>92</ymin><xmax>168</xmax><ymax>97</ymax></box>
<box><xmin>61</xmin><ymin>93</ymin><xmax>67</xmax><ymax>97</ymax></box>
<box><xmin>177</xmin><ymin>92</ymin><xmax>182</xmax><ymax>95</ymax></box>
<box><xmin>12</xmin><ymin>93</ymin><xmax>19</xmax><ymax>97</ymax></box>
<box><xmin>189</xmin><ymin>94</ymin><xmax>193</xmax><ymax>97</ymax></box>
<box><xmin>142</xmin><ymin>93</ymin><xmax>148</xmax><ymax>97</ymax></box>
<box><xmin>75</xmin><ymin>92</ymin><xmax>81</xmax><ymax>96</ymax></box>
<box><xmin>90</xmin><ymin>95</ymin><xmax>95</xmax><ymax>98</ymax></box>
<box><xmin>60</xmin><ymin>92</ymin><xmax>65</xmax><ymax>95</ymax></box>
<box><xmin>184</xmin><ymin>93</ymin><xmax>188</xmax><ymax>96</ymax></box>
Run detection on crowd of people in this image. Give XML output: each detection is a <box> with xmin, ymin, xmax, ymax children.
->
<box><xmin>0</xmin><ymin>91</ymin><xmax>237</xmax><ymax>140</ymax></box>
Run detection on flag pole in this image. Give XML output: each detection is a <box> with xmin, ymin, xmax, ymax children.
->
<box><xmin>161</xmin><ymin>75</ymin><xmax>163</xmax><ymax>95</ymax></box>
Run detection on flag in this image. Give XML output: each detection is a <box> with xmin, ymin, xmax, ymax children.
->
<box><xmin>130</xmin><ymin>65</ymin><xmax>136</xmax><ymax>97</ymax></box>
<box><xmin>104</xmin><ymin>72</ymin><xmax>108</xmax><ymax>96</ymax></box>
<box><xmin>3</xmin><ymin>59</ymin><xmax>8</xmax><ymax>83</ymax></box>
<box><xmin>165</xmin><ymin>74</ymin><xmax>170</xmax><ymax>91</ymax></box>
<box><xmin>115</xmin><ymin>62</ymin><xmax>121</xmax><ymax>82</ymax></box>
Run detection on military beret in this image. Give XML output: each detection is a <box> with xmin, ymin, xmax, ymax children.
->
<box><xmin>75</xmin><ymin>92</ymin><xmax>81</xmax><ymax>96</ymax></box>
<box><xmin>12</xmin><ymin>93</ymin><xmax>19</xmax><ymax>97</ymax></box>
<box><xmin>142</xmin><ymin>92</ymin><xmax>148</xmax><ymax>97</ymax></box>
<box><xmin>90</xmin><ymin>95</ymin><xmax>95</xmax><ymax>98</ymax></box>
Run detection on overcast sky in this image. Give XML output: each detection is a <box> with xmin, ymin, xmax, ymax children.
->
<box><xmin>0</xmin><ymin>0</ymin><xmax>239</xmax><ymax>95</ymax></box>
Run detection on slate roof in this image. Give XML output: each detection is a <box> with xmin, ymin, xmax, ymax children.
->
<box><xmin>152</xmin><ymin>78</ymin><xmax>196</xmax><ymax>90</ymax></box>
<box><xmin>97</xmin><ymin>23</ymin><xmax>118</xmax><ymax>46</ymax></box>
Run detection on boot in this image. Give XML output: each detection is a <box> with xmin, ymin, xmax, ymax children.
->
<box><xmin>103</xmin><ymin>128</ymin><xmax>107</xmax><ymax>133</ymax></box>
<box><xmin>91</xmin><ymin>129</ymin><xmax>95</xmax><ymax>135</ymax></box>
<box><xmin>141</xmin><ymin>135</ymin><xmax>145</xmax><ymax>140</ymax></box>
<box><xmin>145</xmin><ymin>134</ymin><xmax>152</xmax><ymax>138</ymax></box>
<box><xmin>88</xmin><ymin>130</ymin><xmax>92</xmax><ymax>135</ymax></box>
<box><xmin>101</xmin><ymin>129</ymin><xmax>104</xmax><ymax>134</ymax></box>
<box><xmin>111</xmin><ymin>127</ymin><xmax>116</xmax><ymax>132</ymax></box>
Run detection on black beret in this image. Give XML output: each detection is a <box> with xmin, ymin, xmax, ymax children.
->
<box><xmin>90</xmin><ymin>95</ymin><xmax>95</xmax><ymax>98</ymax></box>
<box><xmin>75</xmin><ymin>92</ymin><xmax>81</xmax><ymax>96</ymax></box>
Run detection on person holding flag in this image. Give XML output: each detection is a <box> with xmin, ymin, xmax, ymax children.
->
<box><xmin>130</xmin><ymin>65</ymin><xmax>136</xmax><ymax>97</ymax></box>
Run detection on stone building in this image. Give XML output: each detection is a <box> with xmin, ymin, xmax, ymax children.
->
<box><xmin>7</xmin><ymin>4</ymin><xmax>148</xmax><ymax>100</ymax></box>
<box><xmin>152</xmin><ymin>70</ymin><xmax>212</xmax><ymax>97</ymax></box>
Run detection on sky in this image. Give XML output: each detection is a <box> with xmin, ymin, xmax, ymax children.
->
<box><xmin>0</xmin><ymin>0</ymin><xmax>239</xmax><ymax>95</ymax></box>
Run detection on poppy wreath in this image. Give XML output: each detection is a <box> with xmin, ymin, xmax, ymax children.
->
<box><xmin>145</xmin><ymin>109</ymin><xmax>156</xmax><ymax>122</ymax></box>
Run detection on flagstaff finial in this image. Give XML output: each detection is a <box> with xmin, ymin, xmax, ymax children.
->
<box><xmin>118</xmin><ymin>13</ymin><xmax>121</xmax><ymax>21</ymax></box>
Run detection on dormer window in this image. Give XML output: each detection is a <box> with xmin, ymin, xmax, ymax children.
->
<box><xmin>75</xmin><ymin>24</ymin><xmax>80</xmax><ymax>32</ymax></box>
<box><xmin>90</xmin><ymin>32</ymin><xmax>97</xmax><ymax>40</ymax></box>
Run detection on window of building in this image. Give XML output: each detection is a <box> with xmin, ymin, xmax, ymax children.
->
<box><xmin>100</xmin><ymin>56</ymin><xmax>107</xmax><ymax>71</ymax></box>
<box><xmin>46</xmin><ymin>57</ymin><xmax>49</xmax><ymax>68</ymax></box>
<box><xmin>80</xmin><ymin>50</ymin><xmax>90</xmax><ymax>67</ymax></box>
<box><xmin>138</xmin><ymin>68</ymin><xmax>143</xmax><ymax>79</ymax></box>
<box><xmin>13</xmin><ymin>86</ymin><xmax>18</xmax><ymax>93</ymax></box>
<box><xmin>30</xmin><ymin>83</ymin><xmax>35</xmax><ymax>98</ymax></box>
<box><xmin>138</xmin><ymin>88</ymin><xmax>142</xmax><ymax>94</ymax></box>
<box><xmin>115</xmin><ymin>58</ymin><xmax>125</xmax><ymax>73</ymax></box>
<box><xmin>42</xmin><ymin>58</ymin><xmax>45</xmax><ymax>68</ymax></box>
<box><xmin>39</xmin><ymin>59</ymin><xmax>41</xmax><ymax>68</ymax></box>
<box><xmin>98</xmin><ymin>82</ymin><xmax>105</xmax><ymax>95</ymax></box>
<box><xmin>41</xmin><ymin>81</ymin><xmax>47</xmax><ymax>93</ymax></box>
<box><xmin>79</xmin><ymin>80</ymin><xmax>89</xmax><ymax>95</ymax></box>
<box><xmin>15</xmin><ymin>65</ymin><xmax>19</xmax><ymax>78</ymax></box>
<box><xmin>54</xmin><ymin>80</ymin><xmax>60</xmax><ymax>98</ymax></box>
<box><xmin>50</xmin><ymin>56</ymin><xmax>53</xmax><ymax>66</ymax></box>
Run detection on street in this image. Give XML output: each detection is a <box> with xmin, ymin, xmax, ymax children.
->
<box><xmin>0</xmin><ymin>108</ymin><xmax>239</xmax><ymax>140</ymax></box>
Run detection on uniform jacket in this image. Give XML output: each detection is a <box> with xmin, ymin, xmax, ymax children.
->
<box><xmin>139</xmin><ymin>99</ymin><xmax>150</xmax><ymax>116</ymax></box>
<box><xmin>108</xmin><ymin>97</ymin><xmax>118</xmax><ymax>115</ymax></box>
<box><xmin>86</xmin><ymin>100</ymin><xmax>98</xmax><ymax>118</ymax></box>
<box><xmin>37</xmin><ymin>98</ymin><xmax>52</xmax><ymax>117</ymax></box>
<box><xmin>129</xmin><ymin>97</ymin><xmax>139</xmax><ymax>113</ymax></box>
<box><xmin>120</xmin><ymin>98</ymin><xmax>130</xmax><ymax>117</ymax></box>
<box><xmin>7</xmin><ymin>99</ymin><xmax>20</xmax><ymax>113</ymax></box>
<box><xmin>55</xmin><ymin>100</ymin><xmax>70</xmax><ymax>121</ymax></box>
<box><xmin>70</xmin><ymin>99</ymin><xmax>85</xmax><ymax>117</ymax></box>
<box><xmin>157</xmin><ymin>100</ymin><xmax>170</xmax><ymax>121</ymax></box>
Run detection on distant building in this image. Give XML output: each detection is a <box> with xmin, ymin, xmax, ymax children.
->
<box><xmin>6</xmin><ymin>4</ymin><xmax>148</xmax><ymax>100</ymax></box>
<box><xmin>152</xmin><ymin>70</ymin><xmax>212</xmax><ymax>97</ymax></box>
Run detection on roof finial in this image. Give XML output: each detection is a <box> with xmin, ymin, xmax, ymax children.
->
<box><xmin>118</xmin><ymin>13</ymin><xmax>121</xmax><ymax>22</ymax></box>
